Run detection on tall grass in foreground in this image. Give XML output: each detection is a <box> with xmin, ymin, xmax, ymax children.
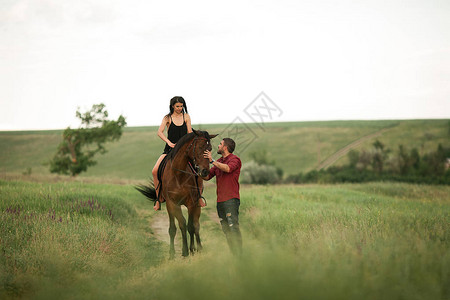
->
<box><xmin>1</xmin><ymin>179</ymin><xmax>449</xmax><ymax>299</ymax></box>
<box><xmin>142</xmin><ymin>183</ymin><xmax>449</xmax><ymax>300</ymax></box>
<box><xmin>0</xmin><ymin>180</ymin><xmax>164</xmax><ymax>299</ymax></box>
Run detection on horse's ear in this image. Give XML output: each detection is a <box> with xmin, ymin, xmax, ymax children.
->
<box><xmin>209</xmin><ymin>134</ymin><xmax>218</xmax><ymax>139</ymax></box>
<box><xmin>193</xmin><ymin>129</ymin><xmax>200</xmax><ymax>136</ymax></box>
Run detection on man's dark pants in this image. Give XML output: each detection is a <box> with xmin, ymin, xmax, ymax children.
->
<box><xmin>217</xmin><ymin>198</ymin><xmax>242</xmax><ymax>255</ymax></box>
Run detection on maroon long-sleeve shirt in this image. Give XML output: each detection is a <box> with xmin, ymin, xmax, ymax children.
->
<box><xmin>207</xmin><ymin>153</ymin><xmax>241</xmax><ymax>202</ymax></box>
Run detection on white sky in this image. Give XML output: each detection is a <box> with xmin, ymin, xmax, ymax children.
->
<box><xmin>0</xmin><ymin>0</ymin><xmax>449</xmax><ymax>130</ymax></box>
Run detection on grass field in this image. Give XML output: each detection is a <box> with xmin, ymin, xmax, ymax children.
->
<box><xmin>1</xmin><ymin>119</ymin><xmax>448</xmax><ymax>179</ymax></box>
<box><xmin>1</xmin><ymin>176</ymin><xmax>449</xmax><ymax>299</ymax></box>
<box><xmin>1</xmin><ymin>120</ymin><xmax>448</xmax><ymax>299</ymax></box>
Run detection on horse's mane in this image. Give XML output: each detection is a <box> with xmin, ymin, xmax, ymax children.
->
<box><xmin>166</xmin><ymin>130</ymin><xmax>211</xmax><ymax>161</ymax></box>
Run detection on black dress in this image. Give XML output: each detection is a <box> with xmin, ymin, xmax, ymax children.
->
<box><xmin>163</xmin><ymin>114</ymin><xmax>188</xmax><ymax>154</ymax></box>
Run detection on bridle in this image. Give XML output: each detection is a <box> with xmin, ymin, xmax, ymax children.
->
<box><xmin>186</xmin><ymin>136</ymin><xmax>211</xmax><ymax>176</ymax></box>
<box><xmin>171</xmin><ymin>135</ymin><xmax>211</xmax><ymax>177</ymax></box>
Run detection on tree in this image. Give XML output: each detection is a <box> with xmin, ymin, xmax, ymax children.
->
<box><xmin>49</xmin><ymin>103</ymin><xmax>127</xmax><ymax>176</ymax></box>
<box><xmin>427</xmin><ymin>144</ymin><xmax>447</xmax><ymax>176</ymax></box>
<box><xmin>249</xmin><ymin>149</ymin><xmax>270</xmax><ymax>165</ymax></box>
<box><xmin>371</xmin><ymin>139</ymin><xmax>389</xmax><ymax>174</ymax></box>
<box><xmin>373</xmin><ymin>139</ymin><xmax>385</xmax><ymax>151</ymax></box>
<box><xmin>371</xmin><ymin>148</ymin><xmax>384</xmax><ymax>174</ymax></box>
<box><xmin>410</xmin><ymin>148</ymin><xmax>420</xmax><ymax>171</ymax></box>
<box><xmin>356</xmin><ymin>150</ymin><xmax>371</xmax><ymax>171</ymax></box>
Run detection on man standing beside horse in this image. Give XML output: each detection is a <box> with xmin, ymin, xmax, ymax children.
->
<box><xmin>203</xmin><ymin>138</ymin><xmax>242</xmax><ymax>255</ymax></box>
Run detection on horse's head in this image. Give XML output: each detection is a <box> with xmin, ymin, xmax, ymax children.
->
<box><xmin>188</xmin><ymin>129</ymin><xmax>218</xmax><ymax>177</ymax></box>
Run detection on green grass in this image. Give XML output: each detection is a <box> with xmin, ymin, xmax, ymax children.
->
<box><xmin>1</xmin><ymin>119</ymin><xmax>448</xmax><ymax>179</ymax></box>
<box><xmin>1</xmin><ymin>178</ymin><xmax>448</xmax><ymax>299</ymax></box>
<box><xmin>1</xmin><ymin>120</ymin><xmax>449</xmax><ymax>298</ymax></box>
<box><xmin>0</xmin><ymin>179</ymin><xmax>164</xmax><ymax>298</ymax></box>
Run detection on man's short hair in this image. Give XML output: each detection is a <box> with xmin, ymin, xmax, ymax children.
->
<box><xmin>223</xmin><ymin>138</ymin><xmax>236</xmax><ymax>153</ymax></box>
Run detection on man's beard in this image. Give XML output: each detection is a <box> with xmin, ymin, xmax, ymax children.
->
<box><xmin>217</xmin><ymin>149</ymin><xmax>222</xmax><ymax>155</ymax></box>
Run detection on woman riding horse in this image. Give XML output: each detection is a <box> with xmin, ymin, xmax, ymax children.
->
<box><xmin>152</xmin><ymin>96</ymin><xmax>204</xmax><ymax>210</ymax></box>
<box><xmin>137</xmin><ymin>130</ymin><xmax>217</xmax><ymax>257</ymax></box>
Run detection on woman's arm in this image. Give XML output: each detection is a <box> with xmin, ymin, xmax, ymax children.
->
<box><xmin>157</xmin><ymin>116</ymin><xmax>175</xmax><ymax>148</ymax></box>
<box><xmin>185</xmin><ymin>113</ymin><xmax>193</xmax><ymax>133</ymax></box>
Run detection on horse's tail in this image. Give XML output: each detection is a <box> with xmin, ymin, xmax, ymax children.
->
<box><xmin>135</xmin><ymin>183</ymin><xmax>157</xmax><ymax>202</ymax></box>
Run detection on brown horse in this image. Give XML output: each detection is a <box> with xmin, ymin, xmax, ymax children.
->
<box><xmin>136</xmin><ymin>129</ymin><xmax>217</xmax><ymax>258</ymax></box>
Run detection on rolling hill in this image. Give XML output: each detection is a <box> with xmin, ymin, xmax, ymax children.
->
<box><xmin>0</xmin><ymin>119</ymin><xmax>448</xmax><ymax>180</ymax></box>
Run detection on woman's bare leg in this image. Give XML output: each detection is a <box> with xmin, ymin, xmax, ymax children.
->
<box><xmin>152</xmin><ymin>154</ymin><xmax>166</xmax><ymax>211</ymax></box>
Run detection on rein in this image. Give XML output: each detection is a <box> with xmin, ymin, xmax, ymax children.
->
<box><xmin>186</xmin><ymin>136</ymin><xmax>210</xmax><ymax>175</ymax></box>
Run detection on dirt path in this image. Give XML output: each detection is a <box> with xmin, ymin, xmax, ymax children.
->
<box><xmin>151</xmin><ymin>207</ymin><xmax>220</xmax><ymax>237</ymax></box>
<box><xmin>316</xmin><ymin>126</ymin><xmax>394</xmax><ymax>170</ymax></box>
<box><xmin>207</xmin><ymin>209</ymin><xmax>220</xmax><ymax>227</ymax></box>
<box><xmin>151</xmin><ymin>210</ymin><xmax>171</xmax><ymax>244</ymax></box>
<box><xmin>150</xmin><ymin>206</ymin><xmax>220</xmax><ymax>256</ymax></box>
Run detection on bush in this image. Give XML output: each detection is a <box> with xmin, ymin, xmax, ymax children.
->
<box><xmin>285</xmin><ymin>143</ymin><xmax>450</xmax><ymax>185</ymax></box>
<box><xmin>241</xmin><ymin>161</ymin><xmax>281</xmax><ymax>185</ymax></box>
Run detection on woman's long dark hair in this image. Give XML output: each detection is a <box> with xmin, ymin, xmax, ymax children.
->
<box><xmin>165</xmin><ymin>96</ymin><xmax>188</xmax><ymax>119</ymax></box>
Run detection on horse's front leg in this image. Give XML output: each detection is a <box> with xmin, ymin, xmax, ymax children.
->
<box><xmin>168</xmin><ymin>213</ymin><xmax>176</xmax><ymax>260</ymax></box>
<box><xmin>178</xmin><ymin>215</ymin><xmax>189</xmax><ymax>257</ymax></box>
<box><xmin>188</xmin><ymin>205</ymin><xmax>202</xmax><ymax>254</ymax></box>
<box><xmin>188</xmin><ymin>212</ymin><xmax>196</xmax><ymax>254</ymax></box>
<box><xmin>168</xmin><ymin>201</ymin><xmax>189</xmax><ymax>257</ymax></box>
<box><xmin>194</xmin><ymin>213</ymin><xmax>202</xmax><ymax>252</ymax></box>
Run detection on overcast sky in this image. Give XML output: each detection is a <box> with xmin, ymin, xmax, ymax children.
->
<box><xmin>1</xmin><ymin>0</ymin><xmax>449</xmax><ymax>130</ymax></box>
